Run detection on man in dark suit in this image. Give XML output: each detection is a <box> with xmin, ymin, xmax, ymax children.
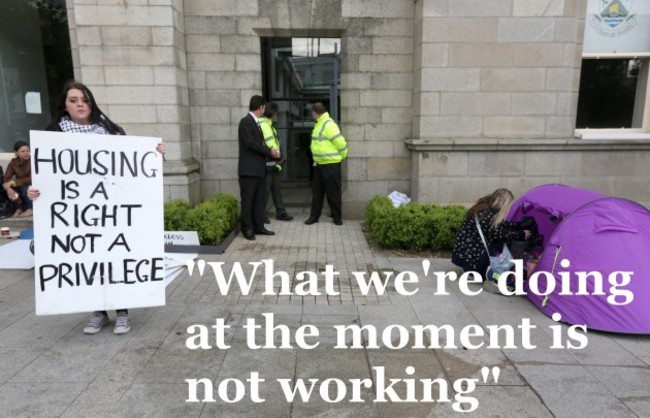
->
<box><xmin>238</xmin><ymin>95</ymin><xmax>280</xmax><ymax>240</ymax></box>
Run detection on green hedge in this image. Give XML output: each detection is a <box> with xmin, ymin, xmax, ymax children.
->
<box><xmin>163</xmin><ymin>193</ymin><xmax>239</xmax><ymax>245</ymax></box>
<box><xmin>365</xmin><ymin>195</ymin><xmax>466</xmax><ymax>252</ymax></box>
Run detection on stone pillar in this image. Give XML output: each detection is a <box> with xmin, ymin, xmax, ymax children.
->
<box><xmin>67</xmin><ymin>0</ymin><xmax>199</xmax><ymax>203</ymax></box>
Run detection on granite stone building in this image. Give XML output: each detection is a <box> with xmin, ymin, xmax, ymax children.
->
<box><xmin>1</xmin><ymin>0</ymin><xmax>649</xmax><ymax>216</ymax></box>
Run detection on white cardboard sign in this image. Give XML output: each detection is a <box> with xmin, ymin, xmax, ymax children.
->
<box><xmin>31</xmin><ymin>131</ymin><xmax>165</xmax><ymax>315</ymax></box>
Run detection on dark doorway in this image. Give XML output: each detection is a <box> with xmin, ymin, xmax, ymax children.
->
<box><xmin>261</xmin><ymin>37</ymin><xmax>341</xmax><ymax>192</ymax></box>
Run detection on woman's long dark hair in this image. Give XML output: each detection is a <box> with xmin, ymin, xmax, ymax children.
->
<box><xmin>48</xmin><ymin>80</ymin><xmax>125</xmax><ymax>135</ymax></box>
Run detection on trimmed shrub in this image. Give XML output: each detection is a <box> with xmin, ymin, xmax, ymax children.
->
<box><xmin>164</xmin><ymin>199</ymin><xmax>192</xmax><ymax>231</ymax></box>
<box><xmin>163</xmin><ymin>193</ymin><xmax>239</xmax><ymax>245</ymax></box>
<box><xmin>365</xmin><ymin>196</ymin><xmax>466</xmax><ymax>252</ymax></box>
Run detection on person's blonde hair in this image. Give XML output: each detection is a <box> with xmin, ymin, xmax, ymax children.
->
<box><xmin>467</xmin><ymin>188</ymin><xmax>515</xmax><ymax>228</ymax></box>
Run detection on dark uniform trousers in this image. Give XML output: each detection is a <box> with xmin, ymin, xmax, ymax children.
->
<box><xmin>310</xmin><ymin>162</ymin><xmax>342</xmax><ymax>221</ymax></box>
<box><xmin>239</xmin><ymin>175</ymin><xmax>266</xmax><ymax>233</ymax></box>
<box><xmin>265</xmin><ymin>167</ymin><xmax>287</xmax><ymax>216</ymax></box>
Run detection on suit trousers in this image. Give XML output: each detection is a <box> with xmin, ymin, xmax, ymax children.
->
<box><xmin>239</xmin><ymin>175</ymin><xmax>266</xmax><ymax>232</ymax></box>
<box><xmin>265</xmin><ymin>168</ymin><xmax>287</xmax><ymax>216</ymax></box>
<box><xmin>310</xmin><ymin>162</ymin><xmax>342</xmax><ymax>221</ymax></box>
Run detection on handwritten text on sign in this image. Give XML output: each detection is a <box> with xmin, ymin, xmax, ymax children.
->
<box><xmin>31</xmin><ymin>131</ymin><xmax>165</xmax><ymax>315</ymax></box>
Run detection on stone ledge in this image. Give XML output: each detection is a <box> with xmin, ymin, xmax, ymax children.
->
<box><xmin>405</xmin><ymin>138</ymin><xmax>650</xmax><ymax>152</ymax></box>
<box><xmin>163</xmin><ymin>158</ymin><xmax>200</xmax><ymax>175</ymax></box>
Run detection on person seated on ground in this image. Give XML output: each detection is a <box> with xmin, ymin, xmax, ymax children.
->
<box><xmin>2</xmin><ymin>140</ymin><xmax>32</xmax><ymax>217</ymax></box>
<box><xmin>451</xmin><ymin>188</ymin><xmax>531</xmax><ymax>288</ymax></box>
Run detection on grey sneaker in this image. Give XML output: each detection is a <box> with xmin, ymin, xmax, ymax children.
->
<box><xmin>113</xmin><ymin>313</ymin><xmax>131</xmax><ymax>334</ymax></box>
<box><xmin>482</xmin><ymin>280</ymin><xmax>502</xmax><ymax>294</ymax></box>
<box><xmin>83</xmin><ymin>312</ymin><xmax>109</xmax><ymax>334</ymax></box>
<box><xmin>482</xmin><ymin>280</ymin><xmax>515</xmax><ymax>295</ymax></box>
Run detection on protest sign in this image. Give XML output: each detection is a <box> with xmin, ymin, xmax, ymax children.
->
<box><xmin>30</xmin><ymin>130</ymin><xmax>165</xmax><ymax>315</ymax></box>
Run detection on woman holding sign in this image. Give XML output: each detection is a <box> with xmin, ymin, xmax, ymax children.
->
<box><xmin>29</xmin><ymin>80</ymin><xmax>165</xmax><ymax>335</ymax></box>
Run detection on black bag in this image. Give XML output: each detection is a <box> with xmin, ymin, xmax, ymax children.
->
<box><xmin>0</xmin><ymin>166</ymin><xmax>16</xmax><ymax>219</ymax></box>
<box><xmin>0</xmin><ymin>196</ymin><xmax>15</xmax><ymax>219</ymax></box>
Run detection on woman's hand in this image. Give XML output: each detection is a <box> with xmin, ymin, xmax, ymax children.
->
<box><xmin>2</xmin><ymin>181</ymin><xmax>11</xmax><ymax>190</ymax></box>
<box><xmin>156</xmin><ymin>142</ymin><xmax>166</xmax><ymax>155</ymax></box>
<box><xmin>27</xmin><ymin>186</ymin><xmax>40</xmax><ymax>201</ymax></box>
<box><xmin>523</xmin><ymin>230</ymin><xmax>532</xmax><ymax>240</ymax></box>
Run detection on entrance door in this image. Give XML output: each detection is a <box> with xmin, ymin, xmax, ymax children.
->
<box><xmin>262</xmin><ymin>37</ymin><xmax>340</xmax><ymax>186</ymax></box>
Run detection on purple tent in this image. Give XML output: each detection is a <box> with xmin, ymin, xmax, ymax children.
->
<box><xmin>508</xmin><ymin>184</ymin><xmax>650</xmax><ymax>334</ymax></box>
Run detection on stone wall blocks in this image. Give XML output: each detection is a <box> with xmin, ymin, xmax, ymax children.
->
<box><xmin>545</xmin><ymin>116</ymin><xmax>575</xmax><ymax>138</ymax></box>
<box><xmin>364</xmin><ymin>19</ymin><xmax>416</xmax><ymax>37</ymax></box>
<box><xmin>449</xmin><ymin>43</ymin><xmax>513</xmax><ymax>68</ymax></box>
<box><xmin>190</xmin><ymin>106</ymin><xmax>232</xmax><ymax>125</ymax></box>
<box><xmin>185</xmin><ymin>0</ymin><xmax>259</xmax><ymax>17</ymax></box>
<box><xmin>221</xmin><ymin>35</ymin><xmax>262</xmax><ymax>54</ymax></box>
<box><xmin>359</xmin><ymin>55</ymin><xmax>413</xmax><ymax>73</ymax></box>
<box><xmin>104</xmin><ymin>66</ymin><xmax>155</xmax><ymax>85</ymax></box>
<box><xmin>107</xmin><ymin>105</ymin><xmax>157</xmax><ymax>123</ymax></box>
<box><xmin>418</xmin><ymin>152</ymin><xmax>469</xmax><ymax>177</ymax></box>
<box><xmin>481</xmin><ymin>68</ymin><xmax>546</xmax><ymax>91</ymax></box>
<box><xmin>100</xmin><ymin>26</ymin><xmax>154</xmax><ymax>46</ymax></box>
<box><xmin>206</xmin><ymin>72</ymin><xmax>261</xmax><ymax>90</ymax></box>
<box><xmin>184</xmin><ymin>16</ymin><xmax>237</xmax><ymax>35</ymax></box>
<box><xmin>341</xmin><ymin>107</ymin><xmax>382</xmax><ymax>124</ymax></box>
<box><xmin>342</xmin><ymin>0</ymin><xmax>414</xmax><ymax>18</ymax></box>
<box><xmin>80</xmin><ymin>67</ymin><xmax>106</xmax><ymax>85</ymax></box>
<box><xmin>185</xmin><ymin>35</ymin><xmax>221</xmax><ymax>53</ymax></box>
<box><xmin>76</xmin><ymin>27</ymin><xmax>102</xmax><ymax>46</ymax></box>
<box><xmin>510</xmin><ymin>92</ymin><xmax>557</xmax><ymax>115</ymax></box>
<box><xmin>381</xmin><ymin>107</ymin><xmax>413</xmax><ymax>125</ymax></box>
<box><xmin>449</xmin><ymin>0</ymin><xmax>514</xmax><ymax>17</ymax></box>
<box><xmin>371</xmin><ymin>73</ymin><xmax>414</xmax><ymax>90</ymax></box>
<box><xmin>372</xmin><ymin>37</ymin><xmax>414</xmax><ymax>55</ymax></box>
<box><xmin>422</xmin><ymin>18</ymin><xmax>497</xmax><ymax>42</ymax></box>
<box><xmin>345</xmin><ymin>37</ymin><xmax>373</xmax><ymax>55</ymax></box>
<box><xmin>441</xmin><ymin>92</ymin><xmax>510</xmax><ymax>116</ymax></box>
<box><xmin>419</xmin><ymin>43</ymin><xmax>449</xmax><ymax>67</ymax></box>
<box><xmin>360</xmin><ymin>90</ymin><xmax>412</xmax><ymax>108</ymax></box>
<box><xmin>350</xmin><ymin>140</ymin><xmax>395</xmax><ymax>157</ymax></box>
<box><xmin>421</xmin><ymin>68</ymin><xmax>481</xmax><ymax>92</ymax></box>
<box><xmin>483</xmin><ymin>116</ymin><xmax>546</xmax><ymax>137</ymax></box>
<box><xmin>188</xmin><ymin>53</ymin><xmax>235</xmax><ymax>71</ymax></box>
<box><xmin>513</xmin><ymin>0</ymin><xmax>566</xmax><ymax>17</ymax></box>
<box><xmin>364</xmin><ymin>124</ymin><xmax>412</xmax><ymax>142</ymax></box>
<box><xmin>235</xmin><ymin>54</ymin><xmax>262</xmax><ymax>72</ymax></box>
<box><xmin>497</xmin><ymin>18</ymin><xmax>556</xmax><ymax>42</ymax></box>
<box><xmin>513</xmin><ymin>43</ymin><xmax>564</xmax><ymax>67</ymax></box>
<box><xmin>367</xmin><ymin>157</ymin><xmax>411</xmax><ymax>180</ymax></box>
<box><xmin>200</xmin><ymin>124</ymin><xmax>237</xmax><ymax>142</ymax></box>
<box><xmin>345</xmin><ymin>158</ymin><xmax>368</xmax><ymax>181</ymax></box>
<box><xmin>417</xmin><ymin>116</ymin><xmax>483</xmax><ymax>138</ymax></box>
<box><xmin>341</xmin><ymin>73</ymin><xmax>372</xmax><ymax>90</ymax></box>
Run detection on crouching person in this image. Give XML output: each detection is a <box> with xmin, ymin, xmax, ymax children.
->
<box><xmin>451</xmin><ymin>188</ymin><xmax>531</xmax><ymax>293</ymax></box>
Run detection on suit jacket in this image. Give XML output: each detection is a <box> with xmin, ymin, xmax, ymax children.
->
<box><xmin>238</xmin><ymin>113</ymin><xmax>274</xmax><ymax>177</ymax></box>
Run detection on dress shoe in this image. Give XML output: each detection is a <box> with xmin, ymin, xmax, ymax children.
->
<box><xmin>242</xmin><ymin>230</ymin><xmax>256</xmax><ymax>241</ymax></box>
<box><xmin>264</xmin><ymin>216</ymin><xmax>270</xmax><ymax>224</ymax></box>
<box><xmin>276</xmin><ymin>213</ymin><xmax>293</xmax><ymax>221</ymax></box>
<box><xmin>304</xmin><ymin>216</ymin><xmax>319</xmax><ymax>225</ymax></box>
<box><xmin>254</xmin><ymin>228</ymin><xmax>275</xmax><ymax>236</ymax></box>
<box><xmin>333</xmin><ymin>219</ymin><xmax>343</xmax><ymax>226</ymax></box>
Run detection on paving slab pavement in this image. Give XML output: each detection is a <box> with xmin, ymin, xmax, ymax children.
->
<box><xmin>0</xmin><ymin>214</ymin><xmax>649</xmax><ymax>417</ymax></box>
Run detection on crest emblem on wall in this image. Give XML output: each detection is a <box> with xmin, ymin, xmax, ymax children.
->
<box><xmin>589</xmin><ymin>0</ymin><xmax>637</xmax><ymax>37</ymax></box>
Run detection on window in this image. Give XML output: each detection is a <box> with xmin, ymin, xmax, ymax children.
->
<box><xmin>576</xmin><ymin>1</ymin><xmax>650</xmax><ymax>138</ymax></box>
<box><xmin>0</xmin><ymin>1</ymin><xmax>72</xmax><ymax>151</ymax></box>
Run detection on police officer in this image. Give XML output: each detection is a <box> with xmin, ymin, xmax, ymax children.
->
<box><xmin>304</xmin><ymin>102</ymin><xmax>347</xmax><ymax>226</ymax></box>
<box><xmin>259</xmin><ymin>102</ymin><xmax>293</xmax><ymax>221</ymax></box>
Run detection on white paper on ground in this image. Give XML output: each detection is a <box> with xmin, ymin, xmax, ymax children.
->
<box><xmin>0</xmin><ymin>240</ymin><xmax>35</xmax><ymax>269</ymax></box>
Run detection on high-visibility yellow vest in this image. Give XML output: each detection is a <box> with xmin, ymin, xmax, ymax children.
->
<box><xmin>310</xmin><ymin>112</ymin><xmax>348</xmax><ymax>165</ymax></box>
<box><xmin>259</xmin><ymin>117</ymin><xmax>279</xmax><ymax>149</ymax></box>
<box><xmin>259</xmin><ymin>116</ymin><xmax>282</xmax><ymax>171</ymax></box>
